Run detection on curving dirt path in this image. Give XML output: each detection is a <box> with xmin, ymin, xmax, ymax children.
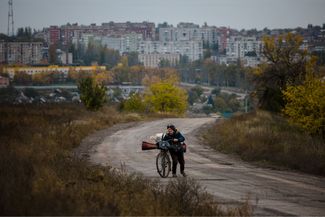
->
<box><xmin>81</xmin><ymin>118</ymin><xmax>325</xmax><ymax>216</ymax></box>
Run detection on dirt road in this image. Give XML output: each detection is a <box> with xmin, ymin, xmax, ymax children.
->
<box><xmin>86</xmin><ymin>118</ymin><xmax>325</xmax><ymax>216</ymax></box>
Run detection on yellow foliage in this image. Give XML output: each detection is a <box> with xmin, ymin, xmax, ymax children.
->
<box><xmin>141</xmin><ymin>74</ymin><xmax>161</xmax><ymax>86</ymax></box>
<box><xmin>144</xmin><ymin>82</ymin><xmax>188</xmax><ymax>114</ymax></box>
<box><xmin>283</xmin><ymin>73</ymin><xmax>325</xmax><ymax>135</ymax></box>
<box><xmin>120</xmin><ymin>56</ymin><xmax>129</xmax><ymax>67</ymax></box>
<box><xmin>94</xmin><ymin>70</ymin><xmax>112</xmax><ymax>85</ymax></box>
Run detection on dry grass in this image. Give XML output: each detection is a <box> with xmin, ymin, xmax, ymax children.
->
<box><xmin>203</xmin><ymin>110</ymin><xmax>325</xmax><ymax>176</ymax></box>
<box><xmin>0</xmin><ymin>104</ymin><xmax>250</xmax><ymax>216</ymax></box>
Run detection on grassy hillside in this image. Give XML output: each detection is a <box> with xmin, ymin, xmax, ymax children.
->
<box><xmin>203</xmin><ymin>110</ymin><xmax>325</xmax><ymax>176</ymax></box>
<box><xmin>0</xmin><ymin>104</ymin><xmax>250</xmax><ymax>216</ymax></box>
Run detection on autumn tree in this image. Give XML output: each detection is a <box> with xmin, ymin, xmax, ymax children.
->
<box><xmin>254</xmin><ymin>33</ymin><xmax>315</xmax><ymax>112</ymax></box>
<box><xmin>93</xmin><ymin>70</ymin><xmax>112</xmax><ymax>85</ymax></box>
<box><xmin>144</xmin><ymin>82</ymin><xmax>188</xmax><ymax>114</ymax></box>
<box><xmin>78</xmin><ymin>77</ymin><xmax>107</xmax><ymax>111</ymax></box>
<box><xmin>282</xmin><ymin>69</ymin><xmax>325</xmax><ymax>137</ymax></box>
<box><xmin>122</xmin><ymin>93</ymin><xmax>145</xmax><ymax>112</ymax></box>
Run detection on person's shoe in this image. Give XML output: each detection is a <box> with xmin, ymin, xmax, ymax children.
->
<box><xmin>181</xmin><ymin>172</ymin><xmax>187</xmax><ymax>177</ymax></box>
<box><xmin>172</xmin><ymin>174</ymin><xmax>177</xmax><ymax>178</ymax></box>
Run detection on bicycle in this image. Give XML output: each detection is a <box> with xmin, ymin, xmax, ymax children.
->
<box><xmin>142</xmin><ymin>138</ymin><xmax>186</xmax><ymax>178</ymax></box>
<box><xmin>156</xmin><ymin>140</ymin><xmax>171</xmax><ymax>178</ymax></box>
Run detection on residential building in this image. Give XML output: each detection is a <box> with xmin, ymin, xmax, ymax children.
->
<box><xmin>101</xmin><ymin>33</ymin><xmax>142</xmax><ymax>54</ymax></box>
<box><xmin>59</xmin><ymin>51</ymin><xmax>73</xmax><ymax>65</ymax></box>
<box><xmin>138</xmin><ymin>40</ymin><xmax>203</xmax><ymax>61</ymax></box>
<box><xmin>49</xmin><ymin>26</ymin><xmax>60</xmax><ymax>45</ymax></box>
<box><xmin>138</xmin><ymin>53</ymin><xmax>180</xmax><ymax>68</ymax></box>
<box><xmin>0</xmin><ymin>41</ymin><xmax>43</xmax><ymax>65</ymax></box>
<box><xmin>226</xmin><ymin>36</ymin><xmax>263</xmax><ymax>59</ymax></box>
<box><xmin>159</xmin><ymin>26</ymin><xmax>219</xmax><ymax>45</ymax></box>
<box><xmin>216</xmin><ymin>27</ymin><xmax>230</xmax><ymax>53</ymax></box>
<box><xmin>121</xmin><ymin>33</ymin><xmax>143</xmax><ymax>53</ymax></box>
<box><xmin>50</xmin><ymin>21</ymin><xmax>156</xmax><ymax>48</ymax></box>
<box><xmin>3</xmin><ymin>65</ymin><xmax>106</xmax><ymax>79</ymax></box>
<box><xmin>101</xmin><ymin>36</ymin><xmax>121</xmax><ymax>51</ymax></box>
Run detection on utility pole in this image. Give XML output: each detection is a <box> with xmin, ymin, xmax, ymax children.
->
<box><xmin>7</xmin><ymin>0</ymin><xmax>14</xmax><ymax>36</ymax></box>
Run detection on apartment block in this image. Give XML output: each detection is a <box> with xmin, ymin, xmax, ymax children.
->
<box><xmin>100</xmin><ymin>33</ymin><xmax>142</xmax><ymax>54</ymax></box>
<box><xmin>49</xmin><ymin>26</ymin><xmax>61</xmax><ymax>45</ymax></box>
<box><xmin>0</xmin><ymin>41</ymin><xmax>43</xmax><ymax>65</ymax></box>
<box><xmin>159</xmin><ymin>26</ymin><xmax>219</xmax><ymax>45</ymax></box>
<box><xmin>226</xmin><ymin>36</ymin><xmax>263</xmax><ymax>59</ymax></box>
<box><xmin>138</xmin><ymin>40</ymin><xmax>203</xmax><ymax>61</ymax></box>
<box><xmin>138</xmin><ymin>53</ymin><xmax>180</xmax><ymax>68</ymax></box>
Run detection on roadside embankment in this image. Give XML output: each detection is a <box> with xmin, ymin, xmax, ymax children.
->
<box><xmin>203</xmin><ymin>110</ymin><xmax>325</xmax><ymax>176</ymax></box>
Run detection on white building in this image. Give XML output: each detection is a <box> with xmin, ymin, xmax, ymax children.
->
<box><xmin>226</xmin><ymin>36</ymin><xmax>263</xmax><ymax>59</ymax></box>
<box><xmin>60</xmin><ymin>51</ymin><xmax>73</xmax><ymax>65</ymax></box>
<box><xmin>101</xmin><ymin>36</ymin><xmax>121</xmax><ymax>51</ymax></box>
<box><xmin>121</xmin><ymin>33</ymin><xmax>142</xmax><ymax>53</ymax></box>
<box><xmin>159</xmin><ymin>26</ymin><xmax>219</xmax><ymax>45</ymax></box>
<box><xmin>100</xmin><ymin>33</ymin><xmax>142</xmax><ymax>54</ymax></box>
<box><xmin>138</xmin><ymin>53</ymin><xmax>180</xmax><ymax>68</ymax></box>
<box><xmin>138</xmin><ymin>40</ymin><xmax>203</xmax><ymax>61</ymax></box>
<box><xmin>72</xmin><ymin>33</ymin><xmax>95</xmax><ymax>48</ymax></box>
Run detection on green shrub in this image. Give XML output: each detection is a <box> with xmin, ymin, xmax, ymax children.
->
<box><xmin>78</xmin><ymin>77</ymin><xmax>107</xmax><ymax>111</ymax></box>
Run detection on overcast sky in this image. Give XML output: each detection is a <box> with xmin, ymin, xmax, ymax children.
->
<box><xmin>1</xmin><ymin>0</ymin><xmax>325</xmax><ymax>34</ymax></box>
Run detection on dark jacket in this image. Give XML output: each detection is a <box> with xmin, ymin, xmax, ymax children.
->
<box><xmin>162</xmin><ymin>130</ymin><xmax>185</xmax><ymax>152</ymax></box>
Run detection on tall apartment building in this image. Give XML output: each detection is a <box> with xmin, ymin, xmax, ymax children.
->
<box><xmin>101</xmin><ymin>36</ymin><xmax>121</xmax><ymax>51</ymax></box>
<box><xmin>121</xmin><ymin>33</ymin><xmax>143</xmax><ymax>53</ymax></box>
<box><xmin>101</xmin><ymin>22</ymin><xmax>155</xmax><ymax>40</ymax></box>
<box><xmin>158</xmin><ymin>26</ymin><xmax>219</xmax><ymax>45</ymax></box>
<box><xmin>226</xmin><ymin>36</ymin><xmax>263</xmax><ymax>58</ymax></box>
<box><xmin>49</xmin><ymin>26</ymin><xmax>61</xmax><ymax>45</ymax></box>
<box><xmin>100</xmin><ymin>33</ymin><xmax>142</xmax><ymax>54</ymax></box>
<box><xmin>217</xmin><ymin>27</ymin><xmax>230</xmax><ymax>53</ymax></box>
<box><xmin>220</xmin><ymin>36</ymin><xmax>263</xmax><ymax>67</ymax></box>
<box><xmin>138</xmin><ymin>40</ymin><xmax>203</xmax><ymax>61</ymax></box>
<box><xmin>138</xmin><ymin>53</ymin><xmax>180</xmax><ymax>68</ymax></box>
<box><xmin>0</xmin><ymin>42</ymin><xmax>43</xmax><ymax>65</ymax></box>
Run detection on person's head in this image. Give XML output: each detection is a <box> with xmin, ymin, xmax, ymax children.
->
<box><xmin>167</xmin><ymin>124</ymin><xmax>176</xmax><ymax>135</ymax></box>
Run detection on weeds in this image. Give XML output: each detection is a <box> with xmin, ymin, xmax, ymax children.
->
<box><xmin>203</xmin><ymin>110</ymin><xmax>325</xmax><ymax>176</ymax></box>
<box><xmin>0</xmin><ymin>104</ymin><xmax>249</xmax><ymax>216</ymax></box>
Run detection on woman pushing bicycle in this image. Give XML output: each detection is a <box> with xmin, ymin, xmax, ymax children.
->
<box><xmin>162</xmin><ymin>124</ymin><xmax>186</xmax><ymax>177</ymax></box>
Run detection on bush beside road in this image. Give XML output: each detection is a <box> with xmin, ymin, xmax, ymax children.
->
<box><xmin>203</xmin><ymin>110</ymin><xmax>325</xmax><ymax>176</ymax></box>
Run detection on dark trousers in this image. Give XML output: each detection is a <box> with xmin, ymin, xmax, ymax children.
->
<box><xmin>170</xmin><ymin>150</ymin><xmax>185</xmax><ymax>174</ymax></box>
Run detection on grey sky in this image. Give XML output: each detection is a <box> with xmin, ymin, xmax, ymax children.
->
<box><xmin>0</xmin><ymin>0</ymin><xmax>325</xmax><ymax>34</ymax></box>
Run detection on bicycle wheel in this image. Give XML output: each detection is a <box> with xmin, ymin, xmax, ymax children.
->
<box><xmin>156</xmin><ymin>151</ymin><xmax>171</xmax><ymax>178</ymax></box>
